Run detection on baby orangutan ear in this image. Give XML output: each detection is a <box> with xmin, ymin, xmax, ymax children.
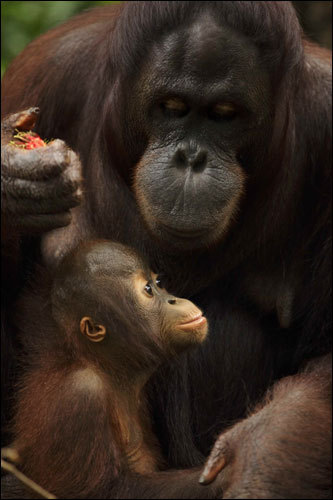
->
<box><xmin>80</xmin><ymin>316</ymin><xmax>106</xmax><ymax>343</ymax></box>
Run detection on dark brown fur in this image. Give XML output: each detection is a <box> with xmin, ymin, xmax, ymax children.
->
<box><xmin>1</xmin><ymin>2</ymin><xmax>331</xmax><ymax>498</ymax></box>
<box><xmin>2</xmin><ymin>242</ymin><xmax>221</xmax><ymax>499</ymax></box>
<box><xmin>202</xmin><ymin>354</ymin><xmax>332</xmax><ymax>498</ymax></box>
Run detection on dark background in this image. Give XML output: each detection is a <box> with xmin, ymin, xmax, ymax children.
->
<box><xmin>1</xmin><ymin>1</ymin><xmax>332</xmax><ymax>78</ymax></box>
<box><xmin>292</xmin><ymin>1</ymin><xmax>332</xmax><ymax>49</ymax></box>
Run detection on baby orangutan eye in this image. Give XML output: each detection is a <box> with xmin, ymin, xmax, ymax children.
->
<box><xmin>155</xmin><ymin>276</ymin><xmax>163</xmax><ymax>288</ymax></box>
<box><xmin>144</xmin><ymin>283</ymin><xmax>154</xmax><ymax>297</ymax></box>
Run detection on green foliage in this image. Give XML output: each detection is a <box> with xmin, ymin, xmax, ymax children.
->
<box><xmin>1</xmin><ymin>1</ymin><xmax>120</xmax><ymax>77</ymax></box>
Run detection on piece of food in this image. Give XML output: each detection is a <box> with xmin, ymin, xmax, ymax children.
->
<box><xmin>10</xmin><ymin>130</ymin><xmax>47</xmax><ymax>150</ymax></box>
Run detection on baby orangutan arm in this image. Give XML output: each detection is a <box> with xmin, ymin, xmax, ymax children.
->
<box><xmin>10</xmin><ymin>363</ymin><xmax>124</xmax><ymax>499</ymax></box>
<box><xmin>200</xmin><ymin>354</ymin><xmax>332</xmax><ymax>499</ymax></box>
<box><xmin>5</xmin><ymin>361</ymin><xmax>224</xmax><ymax>500</ymax></box>
<box><xmin>4</xmin><ymin>362</ymin><xmax>223</xmax><ymax>500</ymax></box>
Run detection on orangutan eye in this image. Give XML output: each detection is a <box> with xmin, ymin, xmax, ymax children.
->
<box><xmin>155</xmin><ymin>276</ymin><xmax>163</xmax><ymax>288</ymax></box>
<box><xmin>144</xmin><ymin>283</ymin><xmax>154</xmax><ymax>297</ymax></box>
<box><xmin>160</xmin><ymin>98</ymin><xmax>188</xmax><ymax>117</ymax></box>
<box><xmin>210</xmin><ymin>102</ymin><xmax>238</xmax><ymax>121</ymax></box>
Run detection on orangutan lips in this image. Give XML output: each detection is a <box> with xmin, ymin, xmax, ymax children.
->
<box><xmin>178</xmin><ymin>314</ymin><xmax>207</xmax><ymax>330</ymax></box>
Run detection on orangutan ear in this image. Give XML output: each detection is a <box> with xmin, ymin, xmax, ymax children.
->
<box><xmin>80</xmin><ymin>316</ymin><xmax>106</xmax><ymax>343</ymax></box>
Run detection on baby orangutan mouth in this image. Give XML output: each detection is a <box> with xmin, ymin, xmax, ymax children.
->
<box><xmin>173</xmin><ymin>306</ymin><xmax>208</xmax><ymax>346</ymax></box>
<box><xmin>178</xmin><ymin>313</ymin><xmax>207</xmax><ymax>331</ymax></box>
<box><xmin>9</xmin><ymin>240</ymin><xmax>213</xmax><ymax>498</ymax></box>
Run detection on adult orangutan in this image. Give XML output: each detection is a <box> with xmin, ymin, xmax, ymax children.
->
<box><xmin>1</xmin><ymin>2</ymin><xmax>331</xmax><ymax>498</ymax></box>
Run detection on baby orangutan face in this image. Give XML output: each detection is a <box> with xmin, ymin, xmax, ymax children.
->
<box><xmin>53</xmin><ymin>240</ymin><xmax>208</xmax><ymax>367</ymax></box>
<box><xmin>133</xmin><ymin>271</ymin><xmax>208</xmax><ymax>350</ymax></box>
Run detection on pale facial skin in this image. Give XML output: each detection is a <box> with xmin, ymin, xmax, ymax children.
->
<box><xmin>55</xmin><ymin>240</ymin><xmax>208</xmax><ymax>360</ymax></box>
<box><xmin>80</xmin><ymin>269</ymin><xmax>208</xmax><ymax>353</ymax></box>
<box><xmin>133</xmin><ymin>271</ymin><xmax>208</xmax><ymax>349</ymax></box>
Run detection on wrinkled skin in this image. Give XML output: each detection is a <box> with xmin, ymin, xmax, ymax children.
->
<box><xmin>1</xmin><ymin>108</ymin><xmax>82</xmax><ymax>234</ymax></box>
<box><xmin>1</xmin><ymin>2</ymin><xmax>331</xmax><ymax>498</ymax></box>
<box><xmin>130</xmin><ymin>15</ymin><xmax>271</xmax><ymax>253</ymax></box>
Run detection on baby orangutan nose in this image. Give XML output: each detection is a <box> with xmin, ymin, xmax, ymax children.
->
<box><xmin>162</xmin><ymin>295</ymin><xmax>208</xmax><ymax>349</ymax></box>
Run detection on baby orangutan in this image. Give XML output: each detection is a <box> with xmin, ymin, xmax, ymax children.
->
<box><xmin>3</xmin><ymin>241</ymin><xmax>223</xmax><ymax>499</ymax></box>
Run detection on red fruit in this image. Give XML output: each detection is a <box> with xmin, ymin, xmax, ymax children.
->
<box><xmin>10</xmin><ymin>130</ymin><xmax>47</xmax><ymax>149</ymax></box>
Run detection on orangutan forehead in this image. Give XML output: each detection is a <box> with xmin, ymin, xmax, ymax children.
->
<box><xmin>66</xmin><ymin>240</ymin><xmax>147</xmax><ymax>280</ymax></box>
<box><xmin>85</xmin><ymin>244</ymin><xmax>144</xmax><ymax>276</ymax></box>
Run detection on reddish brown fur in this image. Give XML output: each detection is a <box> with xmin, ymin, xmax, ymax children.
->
<box><xmin>2</xmin><ymin>246</ymin><xmax>222</xmax><ymax>499</ymax></box>
<box><xmin>202</xmin><ymin>355</ymin><xmax>332</xmax><ymax>498</ymax></box>
<box><xmin>1</xmin><ymin>2</ymin><xmax>331</xmax><ymax>498</ymax></box>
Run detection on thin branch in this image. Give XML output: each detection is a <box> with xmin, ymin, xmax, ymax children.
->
<box><xmin>1</xmin><ymin>458</ymin><xmax>57</xmax><ymax>499</ymax></box>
